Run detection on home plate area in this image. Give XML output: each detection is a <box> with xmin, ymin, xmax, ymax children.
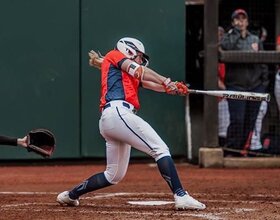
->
<box><xmin>1</xmin><ymin>191</ymin><xmax>279</xmax><ymax>220</ymax></box>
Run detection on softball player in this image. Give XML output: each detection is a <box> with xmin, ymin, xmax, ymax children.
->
<box><xmin>57</xmin><ymin>37</ymin><xmax>205</xmax><ymax>210</ymax></box>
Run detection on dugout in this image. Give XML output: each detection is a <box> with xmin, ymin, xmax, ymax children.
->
<box><xmin>186</xmin><ymin>0</ymin><xmax>280</xmax><ymax>162</ymax></box>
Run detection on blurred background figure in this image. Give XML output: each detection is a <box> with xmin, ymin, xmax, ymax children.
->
<box><xmin>261</xmin><ymin>35</ymin><xmax>280</xmax><ymax>154</ymax></box>
<box><xmin>249</xmin><ymin>101</ymin><xmax>268</xmax><ymax>151</ymax></box>
<box><xmin>250</xmin><ymin>22</ymin><xmax>268</xmax><ymax>44</ymax></box>
<box><xmin>274</xmin><ymin>35</ymin><xmax>280</xmax><ymax>114</ymax></box>
<box><xmin>220</xmin><ymin>9</ymin><xmax>269</xmax><ymax>155</ymax></box>
<box><xmin>248</xmin><ymin>26</ymin><xmax>269</xmax><ymax>152</ymax></box>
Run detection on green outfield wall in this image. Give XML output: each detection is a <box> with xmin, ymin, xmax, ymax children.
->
<box><xmin>0</xmin><ymin>0</ymin><xmax>186</xmax><ymax>159</ymax></box>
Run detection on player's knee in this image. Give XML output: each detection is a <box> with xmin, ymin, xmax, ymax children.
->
<box><xmin>151</xmin><ymin>147</ymin><xmax>171</xmax><ymax>161</ymax></box>
<box><xmin>155</xmin><ymin>152</ymin><xmax>171</xmax><ymax>161</ymax></box>
<box><xmin>104</xmin><ymin>165</ymin><xmax>127</xmax><ymax>184</ymax></box>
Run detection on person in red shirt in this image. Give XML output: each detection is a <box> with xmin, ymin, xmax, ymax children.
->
<box><xmin>57</xmin><ymin>37</ymin><xmax>206</xmax><ymax>210</ymax></box>
<box><xmin>277</xmin><ymin>35</ymin><xmax>280</xmax><ymax>51</ymax></box>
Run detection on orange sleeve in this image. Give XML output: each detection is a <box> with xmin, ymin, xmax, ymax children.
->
<box><xmin>105</xmin><ymin>50</ymin><xmax>127</xmax><ymax>68</ymax></box>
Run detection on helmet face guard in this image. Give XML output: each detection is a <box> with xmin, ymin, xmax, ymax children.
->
<box><xmin>116</xmin><ymin>37</ymin><xmax>150</xmax><ymax>66</ymax></box>
<box><xmin>140</xmin><ymin>53</ymin><xmax>149</xmax><ymax>67</ymax></box>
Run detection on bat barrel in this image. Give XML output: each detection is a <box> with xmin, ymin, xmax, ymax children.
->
<box><xmin>188</xmin><ymin>89</ymin><xmax>270</xmax><ymax>102</ymax></box>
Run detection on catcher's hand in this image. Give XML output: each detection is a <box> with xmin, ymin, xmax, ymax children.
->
<box><xmin>89</xmin><ymin>50</ymin><xmax>104</xmax><ymax>69</ymax></box>
<box><xmin>26</xmin><ymin>128</ymin><xmax>55</xmax><ymax>158</ymax></box>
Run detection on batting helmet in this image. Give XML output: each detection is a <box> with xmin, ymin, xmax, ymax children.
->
<box><xmin>116</xmin><ymin>37</ymin><xmax>149</xmax><ymax>66</ymax></box>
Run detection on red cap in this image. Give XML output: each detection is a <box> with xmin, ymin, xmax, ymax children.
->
<box><xmin>231</xmin><ymin>9</ymin><xmax>248</xmax><ymax>20</ymax></box>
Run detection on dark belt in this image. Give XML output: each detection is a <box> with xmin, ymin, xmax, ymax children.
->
<box><xmin>103</xmin><ymin>102</ymin><xmax>137</xmax><ymax>113</ymax></box>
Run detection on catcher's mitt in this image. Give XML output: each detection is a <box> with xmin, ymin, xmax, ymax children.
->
<box><xmin>27</xmin><ymin>128</ymin><xmax>55</xmax><ymax>158</ymax></box>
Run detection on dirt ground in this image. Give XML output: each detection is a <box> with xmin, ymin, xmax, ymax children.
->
<box><xmin>0</xmin><ymin>162</ymin><xmax>279</xmax><ymax>220</ymax></box>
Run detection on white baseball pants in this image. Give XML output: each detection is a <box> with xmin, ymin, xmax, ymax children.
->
<box><xmin>99</xmin><ymin>100</ymin><xmax>171</xmax><ymax>184</ymax></box>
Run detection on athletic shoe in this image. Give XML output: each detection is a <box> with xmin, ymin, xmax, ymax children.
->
<box><xmin>56</xmin><ymin>191</ymin><xmax>79</xmax><ymax>206</ymax></box>
<box><xmin>174</xmin><ymin>194</ymin><xmax>206</xmax><ymax>210</ymax></box>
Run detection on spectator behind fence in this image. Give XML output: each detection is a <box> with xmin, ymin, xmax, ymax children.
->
<box><xmin>220</xmin><ymin>9</ymin><xmax>269</xmax><ymax>155</ymax></box>
<box><xmin>218</xmin><ymin>25</ymin><xmax>267</xmax><ymax>150</ymax></box>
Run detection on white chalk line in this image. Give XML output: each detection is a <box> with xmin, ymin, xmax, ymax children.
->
<box><xmin>0</xmin><ymin>194</ymin><xmax>260</xmax><ymax>220</ymax></box>
<box><xmin>84</xmin><ymin>192</ymin><xmax>129</xmax><ymax>199</ymax></box>
<box><xmin>1</xmin><ymin>201</ymin><xmax>254</xmax><ymax>212</ymax></box>
<box><xmin>0</xmin><ymin>192</ymin><xmax>57</xmax><ymax>195</ymax></box>
<box><xmin>1</xmin><ymin>191</ymin><xmax>279</xmax><ymax>204</ymax></box>
<box><xmin>127</xmin><ymin>201</ymin><xmax>174</xmax><ymax>205</ymax></box>
<box><xmin>1</xmin><ymin>191</ymin><xmax>279</xmax><ymax>205</ymax></box>
<box><xmin>1</xmin><ymin>202</ymin><xmax>56</xmax><ymax>208</ymax></box>
<box><xmin>1</xmin><ymin>191</ymin><xmax>279</xmax><ymax>199</ymax></box>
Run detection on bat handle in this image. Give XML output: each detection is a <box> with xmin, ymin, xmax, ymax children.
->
<box><xmin>188</xmin><ymin>89</ymin><xmax>196</xmax><ymax>93</ymax></box>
